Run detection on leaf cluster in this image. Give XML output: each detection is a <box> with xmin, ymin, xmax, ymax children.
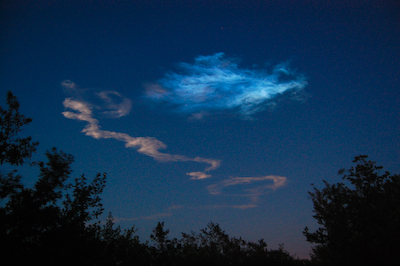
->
<box><xmin>0</xmin><ymin>91</ymin><xmax>38</xmax><ymax>166</ymax></box>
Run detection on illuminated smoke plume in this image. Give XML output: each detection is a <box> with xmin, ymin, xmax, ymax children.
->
<box><xmin>145</xmin><ymin>53</ymin><xmax>308</xmax><ymax>118</ymax></box>
<box><xmin>61</xmin><ymin>80</ymin><xmax>220</xmax><ymax>178</ymax></box>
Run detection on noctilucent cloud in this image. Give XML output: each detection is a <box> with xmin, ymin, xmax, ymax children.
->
<box><xmin>3</xmin><ymin>1</ymin><xmax>399</xmax><ymax>259</ymax></box>
<box><xmin>145</xmin><ymin>53</ymin><xmax>308</xmax><ymax>118</ymax></box>
<box><xmin>61</xmin><ymin>52</ymin><xmax>294</xmax><ymax>210</ymax></box>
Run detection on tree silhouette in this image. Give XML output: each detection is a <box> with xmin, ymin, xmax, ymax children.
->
<box><xmin>0</xmin><ymin>92</ymin><xmax>107</xmax><ymax>265</ymax></box>
<box><xmin>97</xmin><ymin>212</ymin><xmax>146</xmax><ymax>265</ymax></box>
<box><xmin>178</xmin><ymin>222</ymin><xmax>298</xmax><ymax>266</ymax></box>
<box><xmin>0</xmin><ymin>91</ymin><xmax>38</xmax><ymax>166</ymax></box>
<box><xmin>304</xmin><ymin>155</ymin><xmax>400</xmax><ymax>265</ymax></box>
<box><xmin>1</xmin><ymin>148</ymin><xmax>107</xmax><ymax>265</ymax></box>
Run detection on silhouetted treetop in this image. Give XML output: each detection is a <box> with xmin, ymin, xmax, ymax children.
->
<box><xmin>304</xmin><ymin>155</ymin><xmax>400</xmax><ymax>265</ymax></box>
<box><xmin>0</xmin><ymin>91</ymin><xmax>38</xmax><ymax>166</ymax></box>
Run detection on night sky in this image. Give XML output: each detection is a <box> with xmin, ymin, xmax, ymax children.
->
<box><xmin>1</xmin><ymin>0</ymin><xmax>399</xmax><ymax>259</ymax></box>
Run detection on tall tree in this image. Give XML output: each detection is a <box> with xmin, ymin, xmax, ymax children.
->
<box><xmin>0</xmin><ymin>91</ymin><xmax>38</xmax><ymax>166</ymax></box>
<box><xmin>0</xmin><ymin>91</ymin><xmax>39</xmax><ymax>201</ymax></box>
<box><xmin>304</xmin><ymin>155</ymin><xmax>400</xmax><ymax>265</ymax></box>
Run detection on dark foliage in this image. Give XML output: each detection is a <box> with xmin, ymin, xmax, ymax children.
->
<box><xmin>0</xmin><ymin>91</ymin><xmax>38</xmax><ymax>166</ymax></box>
<box><xmin>0</xmin><ymin>92</ymin><xmax>107</xmax><ymax>265</ymax></box>
<box><xmin>304</xmin><ymin>155</ymin><xmax>400</xmax><ymax>265</ymax></box>
<box><xmin>146</xmin><ymin>221</ymin><xmax>310</xmax><ymax>266</ymax></box>
<box><xmin>0</xmin><ymin>148</ymin><xmax>107</xmax><ymax>265</ymax></box>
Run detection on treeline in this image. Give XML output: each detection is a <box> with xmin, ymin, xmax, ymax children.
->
<box><xmin>5</xmin><ymin>211</ymin><xmax>310</xmax><ymax>266</ymax></box>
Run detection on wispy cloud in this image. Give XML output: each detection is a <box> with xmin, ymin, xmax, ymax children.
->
<box><xmin>186</xmin><ymin>171</ymin><xmax>211</xmax><ymax>180</ymax></box>
<box><xmin>96</xmin><ymin>91</ymin><xmax>132</xmax><ymax>118</ymax></box>
<box><xmin>116</xmin><ymin>175</ymin><xmax>285</xmax><ymax>219</ymax></box>
<box><xmin>114</xmin><ymin>205</ymin><xmax>184</xmax><ymax>222</ymax></box>
<box><xmin>61</xmin><ymin>74</ymin><xmax>293</xmax><ymax>216</ymax></box>
<box><xmin>207</xmin><ymin>175</ymin><xmax>287</xmax><ymax>203</ymax></box>
<box><xmin>116</xmin><ymin>203</ymin><xmax>261</xmax><ymax>222</ymax></box>
<box><xmin>145</xmin><ymin>52</ymin><xmax>308</xmax><ymax>118</ymax></box>
<box><xmin>61</xmin><ymin>80</ymin><xmax>220</xmax><ymax>178</ymax></box>
<box><xmin>232</xmin><ymin>204</ymin><xmax>258</xmax><ymax>210</ymax></box>
<box><xmin>61</xmin><ymin>80</ymin><xmax>132</xmax><ymax>119</ymax></box>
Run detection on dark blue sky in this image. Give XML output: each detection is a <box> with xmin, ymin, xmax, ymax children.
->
<box><xmin>1</xmin><ymin>0</ymin><xmax>399</xmax><ymax>258</ymax></box>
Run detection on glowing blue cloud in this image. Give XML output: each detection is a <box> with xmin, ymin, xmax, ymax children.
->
<box><xmin>145</xmin><ymin>53</ymin><xmax>308</xmax><ymax>117</ymax></box>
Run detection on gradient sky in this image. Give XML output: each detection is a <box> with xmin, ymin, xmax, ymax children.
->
<box><xmin>1</xmin><ymin>0</ymin><xmax>399</xmax><ymax>259</ymax></box>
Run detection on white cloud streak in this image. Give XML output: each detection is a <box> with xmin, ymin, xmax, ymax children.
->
<box><xmin>187</xmin><ymin>171</ymin><xmax>211</xmax><ymax>180</ymax></box>
<box><xmin>61</xmin><ymin>80</ymin><xmax>220</xmax><ymax>177</ymax></box>
<box><xmin>207</xmin><ymin>175</ymin><xmax>287</xmax><ymax>202</ymax></box>
<box><xmin>145</xmin><ymin>52</ymin><xmax>308</xmax><ymax>118</ymax></box>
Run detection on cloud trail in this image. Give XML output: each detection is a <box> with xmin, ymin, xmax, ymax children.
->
<box><xmin>116</xmin><ymin>202</ymin><xmax>262</xmax><ymax>222</ymax></box>
<box><xmin>96</xmin><ymin>91</ymin><xmax>132</xmax><ymax>118</ymax></box>
<box><xmin>114</xmin><ymin>205</ymin><xmax>184</xmax><ymax>222</ymax></box>
<box><xmin>207</xmin><ymin>175</ymin><xmax>287</xmax><ymax>203</ymax></box>
<box><xmin>61</xmin><ymin>80</ymin><xmax>220</xmax><ymax>178</ymax></box>
<box><xmin>145</xmin><ymin>53</ymin><xmax>307</xmax><ymax>118</ymax></box>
